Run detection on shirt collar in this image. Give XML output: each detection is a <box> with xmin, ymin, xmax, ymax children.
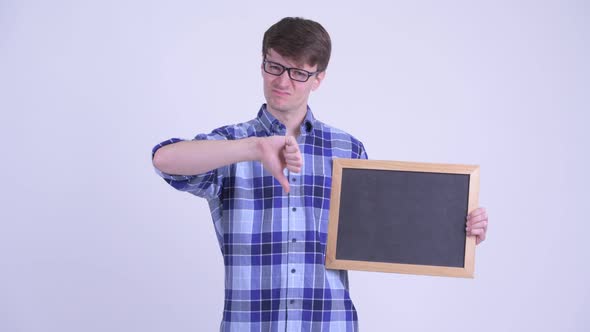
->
<box><xmin>257</xmin><ymin>104</ymin><xmax>316</xmax><ymax>136</ymax></box>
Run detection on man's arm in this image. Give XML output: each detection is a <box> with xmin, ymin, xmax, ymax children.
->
<box><xmin>152</xmin><ymin>136</ymin><xmax>302</xmax><ymax>193</ymax></box>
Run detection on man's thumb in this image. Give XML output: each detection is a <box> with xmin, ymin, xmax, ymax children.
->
<box><xmin>276</xmin><ymin>172</ymin><xmax>290</xmax><ymax>193</ymax></box>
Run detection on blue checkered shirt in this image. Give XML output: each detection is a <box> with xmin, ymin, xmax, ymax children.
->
<box><xmin>152</xmin><ymin>105</ymin><xmax>367</xmax><ymax>331</ymax></box>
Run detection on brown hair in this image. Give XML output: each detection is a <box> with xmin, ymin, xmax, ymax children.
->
<box><xmin>262</xmin><ymin>17</ymin><xmax>332</xmax><ymax>72</ymax></box>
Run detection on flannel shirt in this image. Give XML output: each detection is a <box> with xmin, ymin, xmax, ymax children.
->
<box><xmin>152</xmin><ymin>104</ymin><xmax>368</xmax><ymax>331</ymax></box>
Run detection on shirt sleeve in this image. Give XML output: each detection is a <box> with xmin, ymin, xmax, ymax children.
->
<box><xmin>358</xmin><ymin>141</ymin><xmax>368</xmax><ymax>160</ymax></box>
<box><xmin>151</xmin><ymin>131</ymin><xmax>230</xmax><ymax>200</ymax></box>
<box><xmin>350</xmin><ymin>137</ymin><xmax>368</xmax><ymax>160</ymax></box>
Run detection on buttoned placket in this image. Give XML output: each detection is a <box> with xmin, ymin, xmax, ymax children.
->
<box><xmin>285</xmin><ymin>134</ymin><xmax>306</xmax><ymax>330</ymax></box>
<box><xmin>270</xmin><ymin>123</ymin><xmax>300</xmax><ymax>325</ymax></box>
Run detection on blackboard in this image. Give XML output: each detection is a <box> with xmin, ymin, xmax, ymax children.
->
<box><xmin>326</xmin><ymin>159</ymin><xmax>480</xmax><ymax>278</ymax></box>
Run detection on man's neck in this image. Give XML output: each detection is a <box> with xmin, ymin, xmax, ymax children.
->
<box><xmin>267</xmin><ymin>105</ymin><xmax>307</xmax><ymax>136</ymax></box>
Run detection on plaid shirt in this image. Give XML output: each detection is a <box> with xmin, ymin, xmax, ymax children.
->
<box><xmin>152</xmin><ymin>105</ymin><xmax>367</xmax><ymax>331</ymax></box>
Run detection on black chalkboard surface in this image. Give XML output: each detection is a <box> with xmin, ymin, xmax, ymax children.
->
<box><xmin>326</xmin><ymin>159</ymin><xmax>480</xmax><ymax>278</ymax></box>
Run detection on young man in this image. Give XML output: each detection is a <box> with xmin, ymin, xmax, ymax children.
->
<box><xmin>152</xmin><ymin>17</ymin><xmax>488</xmax><ymax>332</ymax></box>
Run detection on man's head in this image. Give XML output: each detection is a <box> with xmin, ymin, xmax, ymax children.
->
<box><xmin>261</xmin><ymin>17</ymin><xmax>331</xmax><ymax>118</ymax></box>
<box><xmin>262</xmin><ymin>17</ymin><xmax>331</xmax><ymax>72</ymax></box>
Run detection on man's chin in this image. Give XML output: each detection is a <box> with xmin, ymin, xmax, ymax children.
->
<box><xmin>268</xmin><ymin>102</ymin><xmax>292</xmax><ymax>114</ymax></box>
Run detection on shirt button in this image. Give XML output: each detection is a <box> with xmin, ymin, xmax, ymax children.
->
<box><xmin>292</xmin><ymin>178</ymin><xmax>296</xmax><ymax>182</ymax></box>
<box><xmin>292</xmin><ymin>238</ymin><xmax>296</xmax><ymax>243</ymax></box>
<box><xmin>292</xmin><ymin>207</ymin><xmax>296</xmax><ymax>212</ymax></box>
<box><xmin>291</xmin><ymin>268</ymin><xmax>296</xmax><ymax>273</ymax></box>
<box><xmin>290</xmin><ymin>299</ymin><xmax>295</xmax><ymax>304</ymax></box>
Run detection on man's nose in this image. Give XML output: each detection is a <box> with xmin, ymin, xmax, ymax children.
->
<box><xmin>275</xmin><ymin>70</ymin><xmax>291</xmax><ymax>86</ymax></box>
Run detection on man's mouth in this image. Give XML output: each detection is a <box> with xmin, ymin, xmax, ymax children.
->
<box><xmin>272</xmin><ymin>89</ymin><xmax>290</xmax><ymax>96</ymax></box>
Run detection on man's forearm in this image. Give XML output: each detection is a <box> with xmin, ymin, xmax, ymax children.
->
<box><xmin>152</xmin><ymin>137</ymin><xmax>262</xmax><ymax>176</ymax></box>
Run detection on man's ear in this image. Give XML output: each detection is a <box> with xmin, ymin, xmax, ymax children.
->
<box><xmin>311</xmin><ymin>71</ymin><xmax>326</xmax><ymax>91</ymax></box>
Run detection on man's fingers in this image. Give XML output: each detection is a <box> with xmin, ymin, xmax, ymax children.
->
<box><xmin>467</xmin><ymin>219</ymin><xmax>488</xmax><ymax>230</ymax></box>
<box><xmin>467</xmin><ymin>215</ymin><xmax>487</xmax><ymax>225</ymax></box>
<box><xmin>284</xmin><ymin>140</ymin><xmax>299</xmax><ymax>153</ymax></box>
<box><xmin>467</xmin><ymin>208</ymin><xmax>487</xmax><ymax>228</ymax></box>
<box><xmin>469</xmin><ymin>230</ymin><xmax>486</xmax><ymax>245</ymax></box>
<box><xmin>478</xmin><ymin>233</ymin><xmax>486</xmax><ymax>244</ymax></box>
<box><xmin>287</xmin><ymin>165</ymin><xmax>301</xmax><ymax>173</ymax></box>
<box><xmin>467</xmin><ymin>227</ymin><xmax>485</xmax><ymax>236</ymax></box>
<box><xmin>283</xmin><ymin>136</ymin><xmax>302</xmax><ymax>172</ymax></box>
<box><xmin>467</xmin><ymin>207</ymin><xmax>487</xmax><ymax>220</ymax></box>
<box><xmin>285</xmin><ymin>145</ymin><xmax>299</xmax><ymax>153</ymax></box>
<box><xmin>466</xmin><ymin>208</ymin><xmax>487</xmax><ymax>246</ymax></box>
<box><xmin>285</xmin><ymin>135</ymin><xmax>296</xmax><ymax>146</ymax></box>
<box><xmin>284</xmin><ymin>153</ymin><xmax>302</xmax><ymax>163</ymax></box>
<box><xmin>284</xmin><ymin>136</ymin><xmax>301</xmax><ymax>153</ymax></box>
<box><xmin>286</xmin><ymin>162</ymin><xmax>303</xmax><ymax>171</ymax></box>
<box><xmin>467</xmin><ymin>228</ymin><xmax>486</xmax><ymax>245</ymax></box>
<box><xmin>285</xmin><ymin>153</ymin><xmax>302</xmax><ymax>171</ymax></box>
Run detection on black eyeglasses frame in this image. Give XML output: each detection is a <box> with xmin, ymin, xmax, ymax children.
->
<box><xmin>262</xmin><ymin>59</ymin><xmax>320</xmax><ymax>82</ymax></box>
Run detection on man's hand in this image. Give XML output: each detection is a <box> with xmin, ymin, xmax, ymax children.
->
<box><xmin>466</xmin><ymin>207</ymin><xmax>488</xmax><ymax>245</ymax></box>
<box><xmin>258</xmin><ymin>136</ymin><xmax>302</xmax><ymax>193</ymax></box>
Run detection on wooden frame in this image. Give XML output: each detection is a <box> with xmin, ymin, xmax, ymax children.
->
<box><xmin>326</xmin><ymin>159</ymin><xmax>480</xmax><ymax>278</ymax></box>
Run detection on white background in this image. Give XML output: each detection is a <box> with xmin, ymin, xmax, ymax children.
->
<box><xmin>1</xmin><ymin>0</ymin><xmax>588</xmax><ymax>331</ymax></box>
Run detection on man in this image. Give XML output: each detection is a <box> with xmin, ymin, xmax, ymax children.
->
<box><xmin>152</xmin><ymin>17</ymin><xmax>488</xmax><ymax>331</ymax></box>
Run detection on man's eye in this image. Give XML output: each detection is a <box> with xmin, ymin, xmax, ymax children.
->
<box><xmin>269</xmin><ymin>64</ymin><xmax>282</xmax><ymax>71</ymax></box>
<box><xmin>292</xmin><ymin>70</ymin><xmax>308</xmax><ymax>80</ymax></box>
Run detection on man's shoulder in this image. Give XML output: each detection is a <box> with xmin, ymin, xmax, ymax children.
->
<box><xmin>311</xmin><ymin>119</ymin><xmax>367</xmax><ymax>158</ymax></box>
<box><xmin>313</xmin><ymin>120</ymin><xmax>364</xmax><ymax>145</ymax></box>
<box><xmin>205</xmin><ymin>117</ymin><xmax>264</xmax><ymax>140</ymax></box>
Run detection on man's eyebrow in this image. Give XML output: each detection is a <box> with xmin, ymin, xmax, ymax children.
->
<box><xmin>265</xmin><ymin>56</ymin><xmax>307</xmax><ymax>69</ymax></box>
<box><xmin>271</xmin><ymin>60</ymin><xmax>312</xmax><ymax>70</ymax></box>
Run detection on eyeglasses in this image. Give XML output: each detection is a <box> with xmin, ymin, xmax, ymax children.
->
<box><xmin>263</xmin><ymin>59</ymin><xmax>319</xmax><ymax>82</ymax></box>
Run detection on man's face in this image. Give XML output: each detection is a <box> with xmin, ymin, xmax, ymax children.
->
<box><xmin>262</xmin><ymin>49</ymin><xmax>325</xmax><ymax>115</ymax></box>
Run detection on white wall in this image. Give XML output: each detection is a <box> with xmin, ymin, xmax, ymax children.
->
<box><xmin>1</xmin><ymin>1</ymin><xmax>588</xmax><ymax>331</ymax></box>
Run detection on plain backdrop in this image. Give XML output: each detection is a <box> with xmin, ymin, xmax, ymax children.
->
<box><xmin>1</xmin><ymin>0</ymin><xmax>588</xmax><ymax>331</ymax></box>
